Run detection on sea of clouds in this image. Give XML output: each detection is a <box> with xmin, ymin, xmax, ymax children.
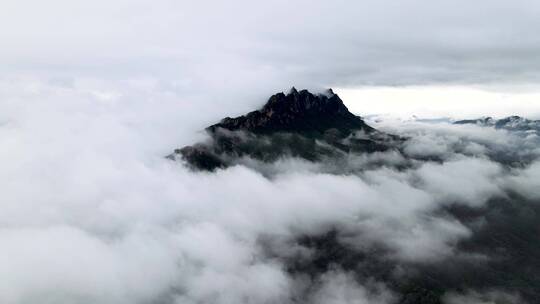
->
<box><xmin>2</xmin><ymin>0</ymin><xmax>540</xmax><ymax>302</ymax></box>
<box><xmin>0</xmin><ymin>77</ymin><xmax>538</xmax><ymax>304</ymax></box>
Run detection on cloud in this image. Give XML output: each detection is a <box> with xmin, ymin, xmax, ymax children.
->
<box><xmin>373</xmin><ymin>118</ymin><xmax>540</xmax><ymax>164</ymax></box>
<box><xmin>0</xmin><ymin>226</ymin><xmax>180</xmax><ymax>304</ymax></box>
<box><xmin>505</xmin><ymin>161</ymin><xmax>540</xmax><ymax>199</ymax></box>
<box><xmin>415</xmin><ymin>158</ymin><xmax>503</xmax><ymax>207</ymax></box>
<box><xmin>1</xmin><ymin>4</ymin><xmax>540</xmax><ymax>299</ymax></box>
<box><xmin>2</xmin><ymin>0</ymin><xmax>540</xmax><ymax>90</ymax></box>
<box><xmin>307</xmin><ymin>271</ymin><xmax>395</xmax><ymax>304</ymax></box>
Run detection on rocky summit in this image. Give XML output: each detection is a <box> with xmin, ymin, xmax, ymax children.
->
<box><xmin>171</xmin><ymin>88</ymin><xmax>401</xmax><ymax>171</ymax></box>
<box><xmin>207</xmin><ymin>87</ymin><xmax>374</xmax><ymax>136</ymax></box>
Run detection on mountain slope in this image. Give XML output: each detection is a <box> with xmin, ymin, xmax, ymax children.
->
<box><xmin>172</xmin><ymin>88</ymin><xmax>401</xmax><ymax>170</ymax></box>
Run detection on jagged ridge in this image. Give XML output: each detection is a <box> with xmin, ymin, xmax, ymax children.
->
<box><xmin>454</xmin><ymin>115</ymin><xmax>540</xmax><ymax>132</ymax></box>
<box><xmin>173</xmin><ymin>88</ymin><xmax>400</xmax><ymax>171</ymax></box>
<box><xmin>207</xmin><ymin>88</ymin><xmax>374</xmax><ymax>136</ymax></box>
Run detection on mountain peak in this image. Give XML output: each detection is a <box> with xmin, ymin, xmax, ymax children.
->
<box><xmin>172</xmin><ymin>88</ymin><xmax>401</xmax><ymax>171</ymax></box>
<box><xmin>325</xmin><ymin>88</ymin><xmax>335</xmax><ymax>96</ymax></box>
<box><xmin>289</xmin><ymin>86</ymin><xmax>299</xmax><ymax>95</ymax></box>
<box><xmin>208</xmin><ymin>88</ymin><xmax>373</xmax><ymax>136</ymax></box>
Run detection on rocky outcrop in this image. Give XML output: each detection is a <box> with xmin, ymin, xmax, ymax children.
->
<box><xmin>172</xmin><ymin>88</ymin><xmax>401</xmax><ymax>171</ymax></box>
<box><xmin>207</xmin><ymin>88</ymin><xmax>374</xmax><ymax>136</ymax></box>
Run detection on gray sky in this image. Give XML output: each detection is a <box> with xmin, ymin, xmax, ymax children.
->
<box><xmin>3</xmin><ymin>0</ymin><xmax>540</xmax><ymax>119</ymax></box>
<box><xmin>2</xmin><ymin>0</ymin><xmax>540</xmax><ymax>87</ymax></box>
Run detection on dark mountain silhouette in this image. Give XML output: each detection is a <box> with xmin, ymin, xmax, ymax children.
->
<box><xmin>207</xmin><ymin>87</ymin><xmax>374</xmax><ymax>135</ymax></box>
<box><xmin>172</xmin><ymin>88</ymin><xmax>401</xmax><ymax>170</ymax></box>
<box><xmin>454</xmin><ymin>115</ymin><xmax>540</xmax><ymax>133</ymax></box>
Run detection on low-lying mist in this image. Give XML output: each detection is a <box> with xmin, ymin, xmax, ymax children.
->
<box><xmin>0</xmin><ymin>79</ymin><xmax>538</xmax><ymax>304</ymax></box>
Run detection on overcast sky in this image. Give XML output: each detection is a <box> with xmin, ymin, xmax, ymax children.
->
<box><xmin>2</xmin><ymin>0</ymin><xmax>540</xmax><ymax>118</ymax></box>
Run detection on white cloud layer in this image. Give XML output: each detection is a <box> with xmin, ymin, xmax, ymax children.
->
<box><xmin>0</xmin><ymin>78</ymin><xmax>538</xmax><ymax>303</ymax></box>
